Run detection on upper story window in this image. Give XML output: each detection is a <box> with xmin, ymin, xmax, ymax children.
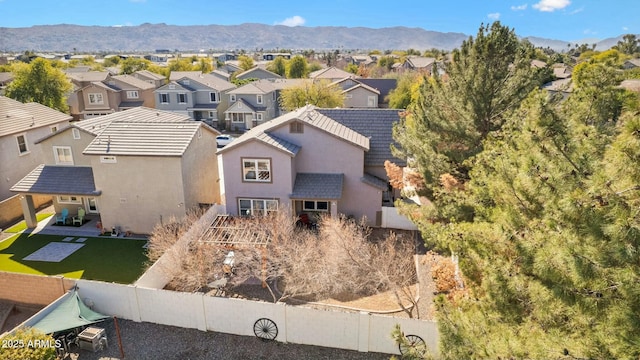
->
<box><xmin>242</xmin><ymin>158</ymin><xmax>271</xmax><ymax>182</ymax></box>
<box><xmin>368</xmin><ymin>95</ymin><xmax>377</xmax><ymax>107</ymax></box>
<box><xmin>126</xmin><ymin>90</ymin><xmax>139</xmax><ymax>99</ymax></box>
<box><xmin>289</xmin><ymin>122</ymin><xmax>304</xmax><ymax>133</ymax></box>
<box><xmin>72</xmin><ymin>128</ymin><xmax>81</xmax><ymax>139</ymax></box>
<box><xmin>53</xmin><ymin>146</ymin><xmax>74</xmax><ymax>165</ymax></box>
<box><xmin>183</xmin><ymin>80</ymin><xmax>190</xmax><ymax>86</ymax></box>
<box><xmin>88</xmin><ymin>93</ymin><xmax>104</xmax><ymax>105</ymax></box>
<box><xmin>256</xmin><ymin>113</ymin><xmax>263</xmax><ymax>121</ymax></box>
<box><xmin>230</xmin><ymin>94</ymin><xmax>236</xmax><ymax>102</ymax></box>
<box><xmin>16</xmin><ymin>134</ymin><xmax>28</xmax><ymax>154</ymax></box>
<box><xmin>256</xmin><ymin>94</ymin><xmax>263</xmax><ymax>104</ymax></box>
<box><xmin>168</xmin><ymin>84</ymin><xmax>176</xmax><ymax>90</ymax></box>
<box><xmin>177</xmin><ymin>93</ymin><xmax>187</xmax><ymax>104</ymax></box>
<box><xmin>210</xmin><ymin>92</ymin><xmax>218</xmax><ymax>103</ymax></box>
<box><xmin>159</xmin><ymin>93</ymin><xmax>169</xmax><ymax>104</ymax></box>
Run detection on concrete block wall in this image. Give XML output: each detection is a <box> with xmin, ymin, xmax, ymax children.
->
<box><xmin>0</xmin><ymin>272</ymin><xmax>74</xmax><ymax>306</ymax></box>
<box><xmin>0</xmin><ymin>194</ymin><xmax>52</xmax><ymax>229</ymax></box>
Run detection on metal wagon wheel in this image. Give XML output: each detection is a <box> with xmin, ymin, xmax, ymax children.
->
<box><xmin>399</xmin><ymin>334</ymin><xmax>427</xmax><ymax>357</ymax></box>
<box><xmin>253</xmin><ymin>318</ymin><xmax>278</xmax><ymax>341</ymax></box>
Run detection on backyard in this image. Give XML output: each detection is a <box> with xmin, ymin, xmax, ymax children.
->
<box><xmin>0</xmin><ymin>233</ymin><xmax>148</xmax><ymax>283</ymax></box>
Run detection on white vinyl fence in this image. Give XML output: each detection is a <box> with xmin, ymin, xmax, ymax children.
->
<box><xmin>74</xmin><ymin>279</ymin><xmax>439</xmax><ymax>356</ymax></box>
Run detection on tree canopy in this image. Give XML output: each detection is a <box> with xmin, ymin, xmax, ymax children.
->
<box><xmin>393</xmin><ymin>21</ymin><xmax>640</xmax><ymax>359</ymax></box>
<box><xmin>5</xmin><ymin>58</ymin><xmax>72</xmax><ymax>113</ymax></box>
<box><xmin>286</xmin><ymin>55</ymin><xmax>309</xmax><ymax>78</ymax></box>
<box><xmin>278</xmin><ymin>80</ymin><xmax>344</xmax><ymax>111</ymax></box>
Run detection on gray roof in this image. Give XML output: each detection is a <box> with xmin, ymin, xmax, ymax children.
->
<box><xmin>361</xmin><ymin>173</ymin><xmax>388</xmax><ymax>190</ymax></box>
<box><xmin>10</xmin><ymin>164</ymin><xmax>101</xmax><ymax>196</ymax></box>
<box><xmin>235</xmin><ymin>67</ymin><xmax>282</xmax><ymax>80</ymax></box>
<box><xmin>406</xmin><ymin>57</ymin><xmax>436</xmax><ymax>69</ymax></box>
<box><xmin>110</xmin><ymin>74</ymin><xmax>155</xmax><ymax>90</ymax></box>
<box><xmin>290</xmin><ymin>173</ymin><xmax>344</xmax><ymax>200</ymax></box>
<box><xmin>309</xmin><ymin>67</ymin><xmax>355</xmax><ymax>80</ymax></box>
<box><xmin>178</xmin><ymin>73</ymin><xmax>236</xmax><ymax>92</ymax></box>
<box><xmin>357</xmin><ymin>78</ymin><xmax>397</xmax><ymax>103</ymax></box>
<box><xmin>218</xmin><ymin>105</ymin><xmax>369</xmax><ymax>155</ymax></box>
<box><xmin>66</xmin><ymin>71</ymin><xmax>110</xmax><ymax>83</ymax></box>
<box><xmin>315</xmin><ymin>108</ymin><xmax>405</xmax><ymax>166</ymax></box>
<box><xmin>134</xmin><ymin>70</ymin><xmax>166</xmax><ymax>81</ymax></box>
<box><xmin>0</xmin><ymin>96</ymin><xmax>72</xmax><ymax>137</ymax></box>
<box><xmin>119</xmin><ymin>100</ymin><xmax>145</xmax><ymax>108</ymax></box>
<box><xmin>255</xmin><ymin>132</ymin><xmax>300</xmax><ymax>156</ymax></box>
<box><xmin>169</xmin><ymin>71</ymin><xmax>202</xmax><ymax>81</ymax></box>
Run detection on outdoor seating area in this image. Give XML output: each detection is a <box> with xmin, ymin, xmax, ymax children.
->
<box><xmin>52</xmin><ymin>207</ymin><xmax>92</xmax><ymax>227</ymax></box>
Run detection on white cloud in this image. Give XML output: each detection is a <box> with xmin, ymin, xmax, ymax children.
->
<box><xmin>623</xmin><ymin>26</ymin><xmax>629</xmax><ymax>31</ymax></box>
<box><xmin>532</xmin><ymin>0</ymin><xmax>570</xmax><ymax>12</ymax></box>
<box><xmin>511</xmin><ymin>4</ymin><xmax>528</xmax><ymax>11</ymax></box>
<box><xmin>487</xmin><ymin>13</ymin><xmax>501</xmax><ymax>20</ymax></box>
<box><xmin>275</xmin><ymin>15</ymin><xmax>306</xmax><ymax>27</ymax></box>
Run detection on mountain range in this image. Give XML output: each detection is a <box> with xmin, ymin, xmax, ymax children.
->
<box><xmin>0</xmin><ymin>23</ymin><xmax>630</xmax><ymax>53</ymax></box>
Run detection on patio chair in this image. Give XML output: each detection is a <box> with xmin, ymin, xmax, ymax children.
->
<box><xmin>72</xmin><ymin>207</ymin><xmax>85</xmax><ymax>226</ymax></box>
<box><xmin>56</xmin><ymin>208</ymin><xmax>69</xmax><ymax>225</ymax></box>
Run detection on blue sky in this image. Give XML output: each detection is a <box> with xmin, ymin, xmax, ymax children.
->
<box><xmin>0</xmin><ymin>0</ymin><xmax>635</xmax><ymax>42</ymax></box>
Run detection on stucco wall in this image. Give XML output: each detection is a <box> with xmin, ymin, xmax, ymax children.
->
<box><xmin>270</xmin><ymin>124</ymin><xmax>381</xmax><ymax>224</ymax></box>
<box><xmin>38</xmin><ymin>127</ymin><xmax>95</xmax><ymax>166</ymax></box>
<box><xmin>181</xmin><ymin>126</ymin><xmax>221</xmax><ymax>208</ymax></box>
<box><xmin>90</xmin><ymin>155</ymin><xmax>186</xmax><ymax>234</ymax></box>
<box><xmin>1</xmin><ymin>122</ymin><xmax>68</xmax><ymax>200</ymax></box>
<box><xmin>221</xmin><ymin>140</ymin><xmax>293</xmax><ymax>216</ymax></box>
<box><xmin>344</xmin><ymin>86</ymin><xmax>378</xmax><ymax>108</ymax></box>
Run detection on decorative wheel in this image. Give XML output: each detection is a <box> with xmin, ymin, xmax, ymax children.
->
<box><xmin>399</xmin><ymin>334</ymin><xmax>427</xmax><ymax>357</ymax></box>
<box><xmin>253</xmin><ymin>318</ymin><xmax>278</xmax><ymax>341</ymax></box>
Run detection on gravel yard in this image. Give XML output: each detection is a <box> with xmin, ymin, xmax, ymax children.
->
<box><xmin>66</xmin><ymin>319</ymin><xmax>390</xmax><ymax>360</ymax></box>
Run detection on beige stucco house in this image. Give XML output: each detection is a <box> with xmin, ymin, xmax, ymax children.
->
<box><xmin>217</xmin><ymin>106</ymin><xmax>405</xmax><ymax>226</ymax></box>
<box><xmin>11</xmin><ymin>107</ymin><xmax>221</xmax><ymax>234</ymax></box>
<box><xmin>0</xmin><ymin>96</ymin><xmax>72</xmax><ymax>201</ymax></box>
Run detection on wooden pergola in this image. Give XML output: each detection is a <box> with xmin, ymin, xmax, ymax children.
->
<box><xmin>200</xmin><ymin>215</ymin><xmax>271</xmax><ymax>246</ymax></box>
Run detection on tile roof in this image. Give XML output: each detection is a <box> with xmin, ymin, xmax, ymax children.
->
<box><xmin>315</xmin><ymin>108</ymin><xmax>405</xmax><ymax>166</ymax></box>
<box><xmin>235</xmin><ymin>67</ymin><xmax>282</xmax><ymax>79</ymax></box>
<box><xmin>361</xmin><ymin>173</ymin><xmax>388</xmax><ymax>190</ymax></box>
<box><xmin>406</xmin><ymin>57</ymin><xmax>436</xmax><ymax>69</ymax></box>
<box><xmin>134</xmin><ymin>70</ymin><xmax>166</xmax><ymax>81</ymax></box>
<box><xmin>218</xmin><ymin>106</ymin><xmax>370</xmax><ymax>155</ymax></box>
<box><xmin>82</xmin><ymin>108</ymin><xmax>203</xmax><ymax>156</ymax></box>
<box><xmin>357</xmin><ymin>78</ymin><xmax>397</xmax><ymax>103</ymax></box>
<box><xmin>0</xmin><ymin>96</ymin><xmax>72</xmax><ymax>137</ymax></box>
<box><xmin>255</xmin><ymin>132</ymin><xmax>300</xmax><ymax>156</ymax></box>
<box><xmin>542</xmin><ymin>78</ymin><xmax>573</xmax><ymax>92</ymax></box>
<box><xmin>10</xmin><ymin>164</ymin><xmax>101</xmax><ymax>195</ymax></box>
<box><xmin>290</xmin><ymin>173</ymin><xmax>344</xmax><ymax>199</ymax></box>
<box><xmin>178</xmin><ymin>73</ymin><xmax>236</xmax><ymax>92</ymax></box>
<box><xmin>66</xmin><ymin>71</ymin><xmax>110</xmax><ymax>83</ymax></box>
<box><xmin>309</xmin><ymin>67</ymin><xmax>356</xmax><ymax>80</ymax></box>
<box><xmin>110</xmin><ymin>74</ymin><xmax>156</xmax><ymax>90</ymax></box>
<box><xmin>169</xmin><ymin>71</ymin><xmax>202</xmax><ymax>81</ymax></box>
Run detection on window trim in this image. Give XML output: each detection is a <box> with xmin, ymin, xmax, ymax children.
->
<box><xmin>303</xmin><ymin>200</ymin><xmax>329</xmax><ymax>212</ymax></box>
<box><xmin>368</xmin><ymin>95</ymin><xmax>377</xmax><ymax>107</ymax></box>
<box><xmin>209</xmin><ymin>92</ymin><xmax>219</xmax><ymax>103</ymax></box>
<box><xmin>50</xmin><ymin>125</ymin><xmax>58</xmax><ymax>133</ymax></box>
<box><xmin>72</xmin><ymin>128</ymin><xmax>81</xmax><ymax>139</ymax></box>
<box><xmin>126</xmin><ymin>90</ymin><xmax>139</xmax><ymax>99</ymax></box>
<box><xmin>58</xmin><ymin>195</ymin><xmax>82</xmax><ymax>204</ymax></box>
<box><xmin>256</xmin><ymin>94</ymin><xmax>263</xmax><ymax>104</ymax></box>
<box><xmin>15</xmin><ymin>133</ymin><xmax>29</xmax><ymax>155</ymax></box>
<box><xmin>53</xmin><ymin>146</ymin><xmax>74</xmax><ymax>165</ymax></box>
<box><xmin>159</xmin><ymin>93</ymin><xmax>169</xmax><ymax>104</ymax></box>
<box><xmin>230</xmin><ymin>94</ymin><xmax>236</xmax><ymax>102</ymax></box>
<box><xmin>177</xmin><ymin>93</ymin><xmax>187</xmax><ymax>104</ymax></box>
<box><xmin>256</xmin><ymin>113</ymin><xmax>263</xmax><ymax>121</ymax></box>
<box><xmin>238</xmin><ymin>198</ymin><xmax>279</xmax><ymax>217</ymax></box>
<box><xmin>289</xmin><ymin>122</ymin><xmax>303</xmax><ymax>133</ymax></box>
<box><xmin>88</xmin><ymin>93</ymin><xmax>104</xmax><ymax>105</ymax></box>
<box><xmin>241</xmin><ymin>157</ymin><xmax>272</xmax><ymax>183</ymax></box>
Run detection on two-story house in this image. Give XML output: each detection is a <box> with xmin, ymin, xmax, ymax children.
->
<box><xmin>217</xmin><ymin>106</ymin><xmax>404</xmax><ymax>226</ymax></box>
<box><xmin>0</xmin><ymin>96</ymin><xmax>71</xmax><ymax>202</ymax></box>
<box><xmin>11</xmin><ymin>107</ymin><xmax>221</xmax><ymax>234</ymax></box>
<box><xmin>132</xmin><ymin>69</ymin><xmax>166</xmax><ymax>88</ymax></box>
<box><xmin>155</xmin><ymin>73</ymin><xmax>236</xmax><ymax>125</ymax></box>
<box><xmin>330</xmin><ymin>77</ymin><xmax>398</xmax><ymax>108</ymax></box>
<box><xmin>224</xmin><ymin>79</ymin><xmax>304</xmax><ymax>131</ymax></box>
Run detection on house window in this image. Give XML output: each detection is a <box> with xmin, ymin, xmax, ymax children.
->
<box><xmin>210</xmin><ymin>92</ymin><xmax>218</xmax><ymax>102</ymax></box>
<box><xmin>209</xmin><ymin>111</ymin><xmax>215</xmax><ymax>118</ymax></box>
<box><xmin>16</xmin><ymin>134</ymin><xmax>28</xmax><ymax>154</ymax></box>
<box><xmin>230</xmin><ymin>94</ymin><xmax>236</xmax><ymax>102</ymax></box>
<box><xmin>238</xmin><ymin>198</ymin><xmax>278</xmax><ymax>216</ymax></box>
<box><xmin>100</xmin><ymin>155</ymin><xmax>117</xmax><ymax>163</ymax></box>
<box><xmin>126</xmin><ymin>90</ymin><xmax>139</xmax><ymax>98</ymax></box>
<box><xmin>53</xmin><ymin>146</ymin><xmax>74</xmax><ymax>165</ymax></box>
<box><xmin>178</xmin><ymin>93</ymin><xmax>187</xmax><ymax>103</ymax></box>
<box><xmin>72</xmin><ymin>128</ymin><xmax>81</xmax><ymax>139</ymax></box>
<box><xmin>159</xmin><ymin>93</ymin><xmax>169</xmax><ymax>104</ymax></box>
<box><xmin>50</xmin><ymin>126</ymin><xmax>58</xmax><ymax>133</ymax></box>
<box><xmin>58</xmin><ymin>195</ymin><xmax>81</xmax><ymax>204</ymax></box>
<box><xmin>256</xmin><ymin>113</ymin><xmax>263</xmax><ymax>121</ymax></box>
<box><xmin>168</xmin><ymin>84</ymin><xmax>176</xmax><ymax>90</ymax></box>
<box><xmin>256</xmin><ymin>94</ymin><xmax>263</xmax><ymax>104</ymax></box>
<box><xmin>231</xmin><ymin>114</ymin><xmax>244</xmax><ymax>123</ymax></box>
<box><xmin>88</xmin><ymin>93</ymin><xmax>104</xmax><ymax>104</ymax></box>
<box><xmin>290</xmin><ymin>122</ymin><xmax>304</xmax><ymax>133</ymax></box>
<box><xmin>183</xmin><ymin>80</ymin><xmax>190</xmax><ymax>85</ymax></box>
<box><xmin>242</xmin><ymin>158</ymin><xmax>271</xmax><ymax>182</ymax></box>
<box><xmin>368</xmin><ymin>95</ymin><xmax>377</xmax><ymax>107</ymax></box>
<box><xmin>303</xmin><ymin>200</ymin><xmax>329</xmax><ymax>212</ymax></box>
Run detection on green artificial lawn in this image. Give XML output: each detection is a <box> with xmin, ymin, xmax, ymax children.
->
<box><xmin>3</xmin><ymin>213</ymin><xmax>54</xmax><ymax>233</ymax></box>
<box><xmin>0</xmin><ymin>233</ymin><xmax>148</xmax><ymax>284</ymax></box>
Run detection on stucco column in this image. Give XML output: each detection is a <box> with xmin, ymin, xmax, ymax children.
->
<box><xmin>331</xmin><ymin>201</ymin><xmax>338</xmax><ymax>219</ymax></box>
<box><xmin>20</xmin><ymin>194</ymin><xmax>37</xmax><ymax>229</ymax></box>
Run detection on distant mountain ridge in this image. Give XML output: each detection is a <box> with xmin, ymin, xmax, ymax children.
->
<box><xmin>0</xmin><ymin>23</ymin><xmax>630</xmax><ymax>53</ymax></box>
